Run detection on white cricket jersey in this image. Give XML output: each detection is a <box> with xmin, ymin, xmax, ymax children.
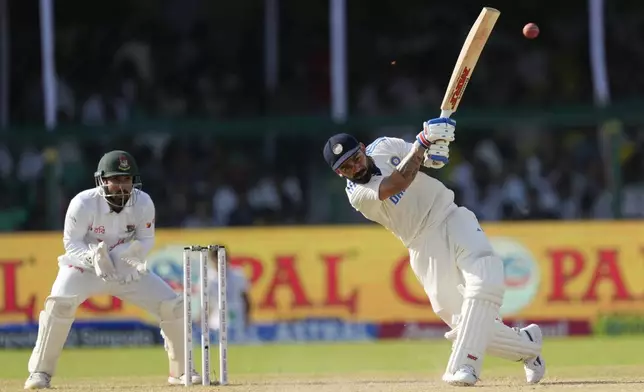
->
<box><xmin>208</xmin><ymin>267</ymin><xmax>250</xmax><ymax>331</ymax></box>
<box><xmin>58</xmin><ymin>187</ymin><xmax>156</xmax><ymax>268</ymax></box>
<box><xmin>346</xmin><ymin>137</ymin><xmax>457</xmax><ymax>247</ymax></box>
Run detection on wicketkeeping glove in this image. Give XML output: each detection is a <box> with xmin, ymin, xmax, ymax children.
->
<box><xmin>90</xmin><ymin>242</ymin><xmax>120</xmax><ymax>282</ymax></box>
<box><xmin>115</xmin><ymin>241</ymin><xmax>148</xmax><ymax>274</ymax></box>
<box><xmin>111</xmin><ymin>240</ymin><xmax>149</xmax><ymax>285</ymax></box>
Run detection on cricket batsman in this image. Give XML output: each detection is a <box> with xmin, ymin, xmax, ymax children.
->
<box><xmin>24</xmin><ymin>150</ymin><xmax>201</xmax><ymax>389</ymax></box>
<box><xmin>323</xmin><ymin>118</ymin><xmax>546</xmax><ymax>386</ymax></box>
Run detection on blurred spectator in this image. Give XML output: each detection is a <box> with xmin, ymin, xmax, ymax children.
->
<box><xmin>0</xmin><ymin>122</ymin><xmax>636</xmax><ymax>231</ymax></box>
<box><xmin>2</xmin><ymin>0</ymin><xmax>643</xmax><ymax>230</ymax></box>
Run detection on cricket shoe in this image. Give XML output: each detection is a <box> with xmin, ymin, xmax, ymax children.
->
<box><xmin>24</xmin><ymin>372</ymin><xmax>51</xmax><ymax>389</ymax></box>
<box><xmin>443</xmin><ymin>364</ymin><xmax>478</xmax><ymax>386</ymax></box>
<box><xmin>521</xmin><ymin>323</ymin><xmax>546</xmax><ymax>384</ymax></box>
<box><xmin>168</xmin><ymin>370</ymin><xmax>202</xmax><ymax>385</ymax></box>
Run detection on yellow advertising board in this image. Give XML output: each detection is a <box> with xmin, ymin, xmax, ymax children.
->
<box><xmin>1</xmin><ymin>222</ymin><xmax>643</xmax><ymax>325</ymax></box>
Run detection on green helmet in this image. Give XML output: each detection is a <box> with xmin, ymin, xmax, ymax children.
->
<box><xmin>95</xmin><ymin>150</ymin><xmax>140</xmax><ymax>178</ymax></box>
<box><xmin>94</xmin><ymin>150</ymin><xmax>143</xmax><ymax>208</ymax></box>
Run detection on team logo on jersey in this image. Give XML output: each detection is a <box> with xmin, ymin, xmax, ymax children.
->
<box><xmin>390</xmin><ymin>156</ymin><xmax>401</xmax><ymax>166</ymax></box>
<box><xmin>118</xmin><ymin>155</ymin><xmax>130</xmax><ymax>171</ymax></box>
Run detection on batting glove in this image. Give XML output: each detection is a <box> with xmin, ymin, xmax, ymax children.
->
<box><xmin>417</xmin><ymin>117</ymin><xmax>456</xmax><ymax>145</ymax></box>
<box><xmin>416</xmin><ymin>117</ymin><xmax>455</xmax><ymax>167</ymax></box>
<box><xmin>423</xmin><ymin>143</ymin><xmax>450</xmax><ymax>169</ymax></box>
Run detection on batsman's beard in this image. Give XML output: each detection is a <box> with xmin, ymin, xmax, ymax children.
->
<box><xmin>349</xmin><ymin>157</ymin><xmax>378</xmax><ymax>184</ymax></box>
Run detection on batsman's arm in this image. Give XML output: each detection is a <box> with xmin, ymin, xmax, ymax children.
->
<box><xmin>390</xmin><ymin>137</ymin><xmax>441</xmax><ymax>174</ymax></box>
<box><xmin>377</xmin><ymin>141</ymin><xmax>426</xmax><ymax>200</ymax></box>
<box><xmin>62</xmin><ymin>196</ymin><xmax>93</xmax><ymax>265</ymax></box>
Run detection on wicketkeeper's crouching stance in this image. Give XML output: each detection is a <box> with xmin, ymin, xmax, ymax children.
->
<box><xmin>25</xmin><ymin>151</ymin><xmax>201</xmax><ymax>389</ymax></box>
<box><xmin>323</xmin><ymin>118</ymin><xmax>546</xmax><ymax>386</ymax></box>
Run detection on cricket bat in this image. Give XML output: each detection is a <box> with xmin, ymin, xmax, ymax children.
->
<box><xmin>439</xmin><ymin>7</ymin><xmax>500</xmax><ymax>119</ymax></box>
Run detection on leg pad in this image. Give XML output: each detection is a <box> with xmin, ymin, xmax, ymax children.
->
<box><xmin>27</xmin><ymin>296</ymin><xmax>79</xmax><ymax>375</ymax></box>
<box><xmin>446</xmin><ymin>320</ymin><xmax>541</xmax><ymax>362</ymax></box>
<box><xmin>159</xmin><ymin>296</ymin><xmax>186</xmax><ymax>378</ymax></box>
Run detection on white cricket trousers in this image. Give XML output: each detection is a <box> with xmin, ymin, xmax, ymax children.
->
<box><xmin>26</xmin><ymin>265</ymin><xmax>185</xmax><ymax>378</ymax></box>
<box><xmin>50</xmin><ymin>265</ymin><xmax>179</xmax><ymax>318</ymax></box>
<box><xmin>408</xmin><ymin>206</ymin><xmax>504</xmax><ymax>327</ymax></box>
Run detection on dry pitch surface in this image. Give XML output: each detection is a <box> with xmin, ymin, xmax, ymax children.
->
<box><xmin>1</xmin><ymin>337</ymin><xmax>643</xmax><ymax>391</ymax></box>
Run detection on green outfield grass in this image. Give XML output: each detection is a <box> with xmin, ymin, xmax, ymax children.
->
<box><xmin>2</xmin><ymin>336</ymin><xmax>643</xmax><ymax>391</ymax></box>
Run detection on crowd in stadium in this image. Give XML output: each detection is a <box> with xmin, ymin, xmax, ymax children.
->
<box><xmin>2</xmin><ymin>0</ymin><xmax>644</xmax><ymax>230</ymax></box>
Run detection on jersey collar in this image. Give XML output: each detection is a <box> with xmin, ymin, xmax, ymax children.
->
<box><xmin>99</xmin><ymin>195</ymin><xmax>131</xmax><ymax>215</ymax></box>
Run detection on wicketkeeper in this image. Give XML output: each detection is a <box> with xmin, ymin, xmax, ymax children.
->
<box><xmin>24</xmin><ymin>151</ymin><xmax>202</xmax><ymax>389</ymax></box>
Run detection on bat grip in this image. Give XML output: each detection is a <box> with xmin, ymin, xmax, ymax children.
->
<box><xmin>440</xmin><ymin>110</ymin><xmax>453</xmax><ymax>118</ymax></box>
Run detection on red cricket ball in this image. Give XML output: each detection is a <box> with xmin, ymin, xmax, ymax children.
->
<box><xmin>523</xmin><ymin>23</ymin><xmax>539</xmax><ymax>39</ymax></box>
